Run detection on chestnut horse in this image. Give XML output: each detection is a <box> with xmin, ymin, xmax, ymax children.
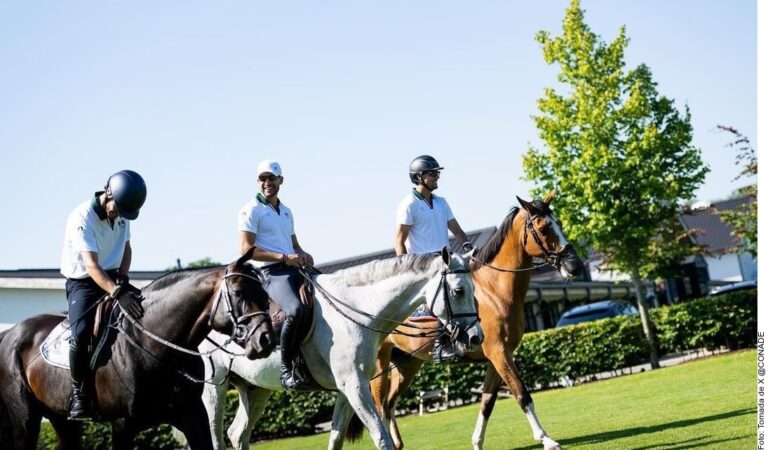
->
<box><xmin>355</xmin><ymin>193</ymin><xmax>583</xmax><ymax>450</ymax></box>
<box><xmin>0</xmin><ymin>248</ymin><xmax>276</xmax><ymax>450</ymax></box>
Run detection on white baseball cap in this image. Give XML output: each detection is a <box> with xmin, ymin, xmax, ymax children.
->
<box><xmin>256</xmin><ymin>160</ymin><xmax>282</xmax><ymax>177</ymax></box>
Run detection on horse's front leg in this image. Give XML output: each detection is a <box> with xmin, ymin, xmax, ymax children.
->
<box><xmin>385</xmin><ymin>353</ymin><xmax>425</xmax><ymax>450</ymax></box>
<box><xmin>471</xmin><ymin>364</ymin><xmax>503</xmax><ymax>450</ymax></box>
<box><xmin>111</xmin><ymin>419</ymin><xmax>136</xmax><ymax>450</ymax></box>
<box><xmin>227</xmin><ymin>382</ymin><xmax>273</xmax><ymax>450</ymax></box>
<box><xmin>328</xmin><ymin>393</ymin><xmax>355</xmax><ymax>450</ymax></box>
<box><xmin>487</xmin><ymin>348</ymin><xmax>560</xmax><ymax>450</ymax></box>
<box><xmin>201</xmin><ymin>370</ymin><xmax>229</xmax><ymax>450</ymax></box>
<box><xmin>173</xmin><ymin>399</ymin><xmax>215</xmax><ymax>450</ymax></box>
<box><xmin>338</xmin><ymin>376</ymin><xmax>394</xmax><ymax>450</ymax></box>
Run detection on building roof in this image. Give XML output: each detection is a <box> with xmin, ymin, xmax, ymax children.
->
<box><xmin>315</xmin><ymin>226</ymin><xmax>497</xmax><ymax>273</ymax></box>
<box><xmin>680</xmin><ymin>196</ymin><xmax>753</xmax><ymax>254</ymax></box>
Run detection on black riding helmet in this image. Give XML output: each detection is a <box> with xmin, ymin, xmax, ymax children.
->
<box><xmin>409</xmin><ymin>155</ymin><xmax>444</xmax><ymax>184</ymax></box>
<box><xmin>105</xmin><ymin>170</ymin><xmax>147</xmax><ymax>220</ymax></box>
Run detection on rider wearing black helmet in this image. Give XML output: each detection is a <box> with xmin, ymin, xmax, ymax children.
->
<box><xmin>60</xmin><ymin>170</ymin><xmax>147</xmax><ymax>420</ymax></box>
<box><xmin>396</xmin><ymin>155</ymin><xmax>472</xmax><ymax>361</ymax></box>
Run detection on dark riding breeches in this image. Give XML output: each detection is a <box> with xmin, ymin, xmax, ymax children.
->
<box><xmin>260</xmin><ymin>264</ymin><xmax>304</xmax><ymax>320</ymax></box>
<box><xmin>65</xmin><ymin>270</ymin><xmax>118</xmax><ymax>350</ymax></box>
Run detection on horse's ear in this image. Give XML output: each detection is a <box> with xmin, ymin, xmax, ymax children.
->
<box><xmin>543</xmin><ymin>189</ymin><xmax>556</xmax><ymax>206</ymax></box>
<box><xmin>236</xmin><ymin>247</ymin><xmax>256</xmax><ymax>267</ymax></box>
<box><xmin>516</xmin><ymin>196</ymin><xmax>535</xmax><ymax>215</ymax></box>
<box><xmin>441</xmin><ymin>246</ymin><xmax>450</xmax><ymax>265</ymax></box>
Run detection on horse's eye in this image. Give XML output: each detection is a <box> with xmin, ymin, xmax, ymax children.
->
<box><xmin>232</xmin><ymin>289</ymin><xmax>243</xmax><ymax>297</ymax></box>
<box><xmin>539</xmin><ymin>224</ymin><xmax>550</xmax><ymax>233</ymax></box>
<box><xmin>453</xmin><ymin>287</ymin><xmax>465</xmax><ymax>296</ymax></box>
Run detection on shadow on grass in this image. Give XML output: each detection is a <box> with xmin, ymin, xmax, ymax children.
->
<box><xmin>515</xmin><ymin>408</ymin><xmax>755</xmax><ymax>449</ymax></box>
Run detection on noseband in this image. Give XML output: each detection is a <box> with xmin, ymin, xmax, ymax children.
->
<box><xmin>208</xmin><ymin>267</ymin><xmax>271</xmax><ymax>345</ymax></box>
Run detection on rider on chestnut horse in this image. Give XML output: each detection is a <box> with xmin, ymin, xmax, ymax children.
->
<box><xmin>394</xmin><ymin>155</ymin><xmax>473</xmax><ymax>361</ymax></box>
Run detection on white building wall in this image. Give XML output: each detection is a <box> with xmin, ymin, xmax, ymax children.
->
<box><xmin>0</xmin><ymin>278</ymin><xmax>152</xmax><ymax>331</ymax></box>
<box><xmin>0</xmin><ymin>288</ymin><xmax>67</xmax><ymax>331</ymax></box>
<box><xmin>705</xmin><ymin>253</ymin><xmax>743</xmax><ymax>282</ymax></box>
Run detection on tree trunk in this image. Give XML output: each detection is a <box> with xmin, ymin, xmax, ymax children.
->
<box><xmin>630</xmin><ymin>265</ymin><xmax>660</xmax><ymax>369</ymax></box>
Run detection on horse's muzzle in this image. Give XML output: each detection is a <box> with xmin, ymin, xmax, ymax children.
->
<box><xmin>239</xmin><ymin>320</ymin><xmax>277</xmax><ymax>360</ymax></box>
<box><xmin>559</xmin><ymin>245</ymin><xmax>584</xmax><ymax>277</ymax></box>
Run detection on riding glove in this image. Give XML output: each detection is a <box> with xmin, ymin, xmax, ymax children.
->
<box><xmin>111</xmin><ymin>285</ymin><xmax>145</xmax><ymax>319</ymax></box>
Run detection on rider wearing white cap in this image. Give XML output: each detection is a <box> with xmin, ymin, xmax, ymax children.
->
<box><xmin>238</xmin><ymin>160</ymin><xmax>315</xmax><ymax>390</ymax></box>
<box><xmin>395</xmin><ymin>155</ymin><xmax>472</xmax><ymax>361</ymax></box>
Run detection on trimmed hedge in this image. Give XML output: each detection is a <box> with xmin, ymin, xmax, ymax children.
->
<box><xmin>37</xmin><ymin>422</ymin><xmax>179</xmax><ymax>450</ymax></box>
<box><xmin>36</xmin><ymin>289</ymin><xmax>756</xmax><ymax>447</ymax></box>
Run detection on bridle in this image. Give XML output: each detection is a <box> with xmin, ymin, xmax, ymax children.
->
<box><xmin>114</xmin><ymin>266</ymin><xmax>271</xmax><ymax>383</ymax></box>
<box><xmin>208</xmin><ymin>267</ymin><xmax>272</xmax><ymax>346</ymax></box>
<box><xmin>472</xmin><ymin>210</ymin><xmax>572</xmax><ymax>273</ymax></box>
<box><xmin>523</xmin><ymin>214</ymin><xmax>573</xmax><ymax>268</ymax></box>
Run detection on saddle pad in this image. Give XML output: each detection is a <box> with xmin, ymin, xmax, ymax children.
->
<box><xmin>408</xmin><ymin>304</ymin><xmax>437</xmax><ymax>321</ymax></box>
<box><xmin>40</xmin><ymin>321</ymin><xmax>71</xmax><ymax>370</ymax></box>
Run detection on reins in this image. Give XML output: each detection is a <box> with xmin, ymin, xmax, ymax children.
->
<box><xmin>298</xmin><ymin>270</ymin><xmax>441</xmax><ymax>338</ymax></box>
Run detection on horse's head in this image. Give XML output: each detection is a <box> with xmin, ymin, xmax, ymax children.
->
<box><xmin>209</xmin><ymin>248</ymin><xmax>277</xmax><ymax>359</ymax></box>
<box><xmin>516</xmin><ymin>191</ymin><xmax>584</xmax><ymax>278</ymax></box>
<box><xmin>427</xmin><ymin>247</ymin><xmax>483</xmax><ymax>356</ymax></box>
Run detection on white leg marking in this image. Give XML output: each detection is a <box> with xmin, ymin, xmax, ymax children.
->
<box><xmin>471</xmin><ymin>411</ymin><xmax>488</xmax><ymax>450</ymax></box>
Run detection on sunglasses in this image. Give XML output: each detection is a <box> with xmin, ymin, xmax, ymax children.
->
<box><xmin>423</xmin><ymin>170</ymin><xmax>441</xmax><ymax>178</ymax></box>
<box><xmin>258</xmin><ymin>175</ymin><xmax>278</xmax><ymax>182</ymax></box>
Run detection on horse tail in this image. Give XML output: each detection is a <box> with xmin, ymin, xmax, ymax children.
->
<box><xmin>345</xmin><ymin>413</ymin><xmax>365</xmax><ymax>442</ymax></box>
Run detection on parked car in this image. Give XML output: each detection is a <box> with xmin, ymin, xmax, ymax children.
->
<box><xmin>556</xmin><ymin>299</ymin><xmax>639</xmax><ymax>328</ymax></box>
<box><xmin>708</xmin><ymin>280</ymin><xmax>757</xmax><ymax>298</ymax></box>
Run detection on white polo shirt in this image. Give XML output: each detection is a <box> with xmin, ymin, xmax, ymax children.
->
<box><xmin>238</xmin><ymin>194</ymin><xmax>295</xmax><ymax>267</ymax></box>
<box><xmin>61</xmin><ymin>195</ymin><xmax>130</xmax><ymax>279</ymax></box>
<box><xmin>396</xmin><ymin>190</ymin><xmax>454</xmax><ymax>255</ymax></box>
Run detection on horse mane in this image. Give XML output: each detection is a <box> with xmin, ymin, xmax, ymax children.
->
<box><xmin>474</xmin><ymin>207</ymin><xmax>520</xmax><ymax>264</ymax></box>
<box><xmin>328</xmin><ymin>253</ymin><xmax>439</xmax><ymax>287</ymax></box>
<box><xmin>143</xmin><ymin>266</ymin><xmax>224</xmax><ymax>293</ymax></box>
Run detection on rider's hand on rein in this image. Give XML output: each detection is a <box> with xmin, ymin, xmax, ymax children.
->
<box><xmin>111</xmin><ymin>284</ymin><xmax>145</xmax><ymax>319</ymax></box>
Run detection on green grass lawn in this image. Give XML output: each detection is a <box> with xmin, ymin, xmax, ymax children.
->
<box><xmin>250</xmin><ymin>350</ymin><xmax>756</xmax><ymax>449</ymax></box>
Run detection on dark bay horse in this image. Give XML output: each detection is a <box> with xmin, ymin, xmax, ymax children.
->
<box><xmin>357</xmin><ymin>192</ymin><xmax>584</xmax><ymax>450</ymax></box>
<box><xmin>0</xmin><ymin>248</ymin><xmax>276</xmax><ymax>450</ymax></box>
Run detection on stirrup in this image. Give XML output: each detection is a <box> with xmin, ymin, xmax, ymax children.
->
<box><xmin>432</xmin><ymin>343</ymin><xmax>459</xmax><ymax>363</ymax></box>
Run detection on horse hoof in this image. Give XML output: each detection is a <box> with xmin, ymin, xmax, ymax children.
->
<box><xmin>542</xmin><ymin>437</ymin><xmax>561</xmax><ymax>450</ymax></box>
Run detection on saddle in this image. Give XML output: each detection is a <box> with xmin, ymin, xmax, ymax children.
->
<box><xmin>40</xmin><ymin>299</ymin><xmax>121</xmax><ymax>371</ymax></box>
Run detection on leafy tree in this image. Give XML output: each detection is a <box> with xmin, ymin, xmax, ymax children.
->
<box><xmin>185</xmin><ymin>257</ymin><xmax>222</xmax><ymax>268</ymax></box>
<box><xmin>715</xmin><ymin>125</ymin><xmax>757</xmax><ymax>257</ymax></box>
<box><xmin>523</xmin><ymin>0</ymin><xmax>709</xmax><ymax>368</ymax></box>
<box><xmin>166</xmin><ymin>257</ymin><xmax>221</xmax><ymax>271</ymax></box>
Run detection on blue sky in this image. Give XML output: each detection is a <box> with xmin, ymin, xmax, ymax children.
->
<box><xmin>0</xmin><ymin>1</ymin><xmax>757</xmax><ymax>270</ymax></box>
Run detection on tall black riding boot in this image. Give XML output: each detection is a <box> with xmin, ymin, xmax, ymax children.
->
<box><xmin>68</xmin><ymin>342</ymin><xmax>94</xmax><ymax>421</ymax></box>
<box><xmin>279</xmin><ymin>316</ymin><xmax>308</xmax><ymax>390</ymax></box>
